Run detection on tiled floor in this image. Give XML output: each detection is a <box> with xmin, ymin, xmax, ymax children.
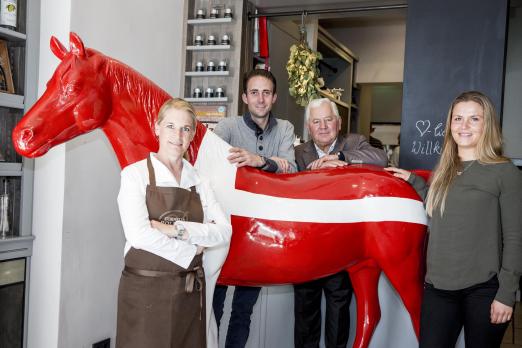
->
<box><xmin>502</xmin><ymin>302</ymin><xmax>522</xmax><ymax>348</ymax></box>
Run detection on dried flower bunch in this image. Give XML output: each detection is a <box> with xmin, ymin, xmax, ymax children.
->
<box><xmin>286</xmin><ymin>42</ymin><xmax>324</xmax><ymax>107</ymax></box>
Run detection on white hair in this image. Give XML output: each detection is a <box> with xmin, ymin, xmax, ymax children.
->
<box><xmin>304</xmin><ymin>98</ymin><xmax>340</xmax><ymax>123</ymax></box>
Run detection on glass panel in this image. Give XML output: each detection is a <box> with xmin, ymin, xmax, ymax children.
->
<box><xmin>0</xmin><ymin>107</ymin><xmax>23</xmax><ymax>163</ymax></box>
<box><xmin>0</xmin><ymin>176</ymin><xmax>20</xmax><ymax>239</ymax></box>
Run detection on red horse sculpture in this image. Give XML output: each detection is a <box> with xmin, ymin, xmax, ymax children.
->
<box><xmin>13</xmin><ymin>33</ymin><xmax>427</xmax><ymax>348</ymax></box>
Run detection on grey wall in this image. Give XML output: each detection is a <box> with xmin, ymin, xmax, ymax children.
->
<box><xmin>502</xmin><ymin>5</ymin><xmax>522</xmax><ymax>164</ymax></box>
<box><xmin>327</xmin><ymin>19</ymin><xmax>406</xmax><ymax>83</ymax></box>
<box><xmin>400</xmin><ymin>0</ymin><xmax>508</xmax><ymax>170</ymax></box>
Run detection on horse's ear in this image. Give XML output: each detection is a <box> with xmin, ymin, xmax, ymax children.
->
<box><xmin>69</xmin><ymin>32</ymin><xmax>86</xmax><ymax>58</ymax></box>
<box><xmin>50</xmin><ymin>36</ymin><xmax>68</xmax><ymax>60</ymax></box>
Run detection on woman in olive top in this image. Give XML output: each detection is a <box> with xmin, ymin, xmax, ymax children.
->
<box><xmin>386</xmin><ymin>91</ymin><xmax>522</xmax><ymax>348</ymax></box>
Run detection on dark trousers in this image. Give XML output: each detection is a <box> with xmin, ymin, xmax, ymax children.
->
<box><xmin>294</xmin><ymin>271</ymin><xmax>352</xmax><ymax>348</ymax></box>
<box><xmin>420</xmin><ymin>276</ymin><xmax>510</xmax><ymax>348</ymax></box>
<box><xmin>213</xmin><ymin>284</ymin><xmax>261</xmax><ymax>348</ymax></box>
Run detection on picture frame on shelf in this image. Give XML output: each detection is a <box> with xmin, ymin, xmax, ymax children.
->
<box><xmin>0</xmin><ymin>40</ymin><xmax>14</xmax><ymax>94</ymax></box>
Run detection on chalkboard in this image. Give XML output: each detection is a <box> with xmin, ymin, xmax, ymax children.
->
<box><xmin>400</xmin><ymin>0</ymin><xmax>508</xmax><ymax>170</ymax></box>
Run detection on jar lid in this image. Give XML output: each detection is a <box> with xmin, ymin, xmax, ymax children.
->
<box><xmin>216</xmin><ymin>87</ymin><xmax>224</xmax><ymax>92</ymax></box>
<box><xmin>225</xmin><ymin>8</ymin><xmax>232</xmax><ymax>13</ymax></box>
<box><xmin>211</xmin><ymin>8</ymin><xmax>219</xmax><ymax>13</ymax></box>
<box><xmin>222</xmin><ymin>34</ymin><xmax>229</xmax><ymax>39</ymax></box>
<box><xmin>208</xmin><ymin>61</ymin><xmax>215</xmax><ymax>66</ymax></box>
<box><xmin>197</xmin><ymin>9</ymin><xmax>205</xmax><ymax>14</ymax></box>
<box><xmin>195</xmin><ymin>35</ymin><xmax>203</xmax><ymax>39</ymax></box>
<box><xmin>194</xmin><ymin>87</ymin><xmax>201</xmax><ymax>92</ymax></box>
<box><xmin>206</xmin><ymin>87</ymin><xmax>214</xmax><ymax>92</ymax></box>
<box><xmin>196</xmin><ymin>61</ymin><xmax>203</xmax><ymax>66</ymax></box>
<box><xmin>208</xmin><ymin>35</ymin><xmax>215</xmax><ymax>40</ymax></box>
<box><xmin>219</xmin><ymin>60</ymin><xmax>227</xmax><ymax>65</ymax></box>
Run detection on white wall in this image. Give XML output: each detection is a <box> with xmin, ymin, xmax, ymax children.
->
<box><xmin>28</xmin><ymin>1</ymin><xmax>185</xmax><ymax>347</ymax></box>
<box><xmin>328</xmin><ymin>20</ymin><xmax>406</xmax><ymax>83</ymax></box>
<box><xmin>26</xmin><ymin>0</ymin><xmax>70</xmax><ymax>347</ymax></box>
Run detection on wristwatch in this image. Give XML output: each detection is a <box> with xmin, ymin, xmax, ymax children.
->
<box><xmin>174</xmin><ymin>224</ymin><xmax>186</xmax><ymax>240</ymax></box>
<box><xmin>259</xmin><ymin>156</ymin><xmax>269</xmax><ymax>169</ymax></box>
<box><xmin>337</xmin><ymin>151</ymin><xmax>346</xmax><ymax>162</ymax></box>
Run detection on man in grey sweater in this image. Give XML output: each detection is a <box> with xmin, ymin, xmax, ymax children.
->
<box><xmin>212</xmin><ymin>69</ymin><xmax>296</xmax><ymax>348</ymax></box>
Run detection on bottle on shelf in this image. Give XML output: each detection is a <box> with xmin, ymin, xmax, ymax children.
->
<box><xmin>0</xmin><ymin>0</ymin><xmax>17</xmax><ymax>30</ymax></box>
<box><xmin>195</xmin><ymin>61</ymin><xmax>204</xmax><ymax>72</ymax></box>
<box><xmin>221</xmin><ymin>34</ymin><xmax>230</xmax><ymax>45</ymax></box>
<box><xmin>194</xmin><ymin>34</ymin><xmax>204</xmax><ymax>46</ymax></box>
<box><xmin>224</xmin><ymin>7</ymin><xmax>233</xmax><ymax>18</ymax></box>
<box><xmin>207</xmin><ymin>35</ymin><xmax>216</xmax><ymax>46</ymax></box>
<box><xmin>205</xmin><ymin>87</ymin><xmax>214</xmax><ymax>98</ymax></box>
<box><xmin>216</xmin><ymin>87</ymin><xmax>225</xmax><ymax>98</ymax></box>
<box><xmin>218</xmin><ymin>60</ymin><xmax>228</xmax><ymax>71</ymax></box>
<box><xmin>196</xmin><ymin>8</ymin><xmax>205</xmax><ymax>19</ymax></box>
<box><xmin>210</xmin><ymin>7</ymin><xmax>219</xmax><ymax>19</ymax></box>
<box><xmin>192</xmin><ymin>87</ymin><xmax>202</xmax><ymax>98</ymax></box>
<box><xmin>207</xmin><ymin>60</ymin><xmax>216</xmax><ymax>71</ymax></box>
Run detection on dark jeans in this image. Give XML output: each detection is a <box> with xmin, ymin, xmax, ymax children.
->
<box><xmin>294</xmin><ymin>271</ymin><xmax>353</xmax><ymax>348</ymax></box>
<box><xmin>213</xmin><ymin>284</ymin><xmax>261</xmax><ymax>348</ymax></box>
<box><xmin>420</xmin><ymin>276</ymin><xmax>510</xmax><ymax>348</ymax></box>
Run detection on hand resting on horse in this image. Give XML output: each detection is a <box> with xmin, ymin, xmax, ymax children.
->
<box><xmin>227</xmin><ymin>147</ymin><xmax>292</xmax><ymax>173</ymax></box>
<box><xmin>306</xmin><ymin>154</ymin><xmax>348</xmax><ymax>171</ymax></box>
<box><xmin>384</xmin><ymin>167</ymin><xmax>412</xmax><ymax>181</ymax></box>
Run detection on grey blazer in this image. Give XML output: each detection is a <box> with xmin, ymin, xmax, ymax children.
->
<box><xmin>294</xmin><ymin>134</ymin><xmax>388</xmax><ymax>171</ymax></box>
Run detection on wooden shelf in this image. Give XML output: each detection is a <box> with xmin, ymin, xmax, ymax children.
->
<box><xmin>318</xmin><ymin>90</ymin><xmax>350</xmax><ymax>109</ymax></box>
<box><xmin>185</xmin><ymin>97</ymin><xmax>228</xmax><ymax>103</ymax></box>
<box><xmin>186</xmin><ymin>45</ymin><xmax>231</xmax><ymax>51</ymax></box>
<box><xmin>187</xmin><ymin>18</ymin><xmax>233</xmax><ymax>25</ymax></box>
<box><xmin>0</xmin><ymin>27</ymin><xmax>26</xmax><ymax>41</ymax></box>
<box><xmin>0</xmin><ymin>92</ymin><xmax>24</xmax><ymax>109</ymax></box>
<box><xmin>185</xmin><ymin>71</ymin><xmax>230</xmax><ymax>77</ymax></box>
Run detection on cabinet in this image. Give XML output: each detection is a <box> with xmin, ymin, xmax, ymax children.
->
<box><xmin>181</xmin><ymin>0</ymin><xmax>251</xmax><ymax>124</ymax></box>
<box><xmin>0</xmin><ymin>0</ymin><xmax>39</xmax><ymax>345</ymax></box>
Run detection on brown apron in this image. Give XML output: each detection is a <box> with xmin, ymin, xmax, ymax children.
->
<box><xmin>116</xmin><ymin>157</ymin><xmax>206</xmax><ymax>348</ymax></box>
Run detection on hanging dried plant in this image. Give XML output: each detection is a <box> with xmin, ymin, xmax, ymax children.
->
<box><xmin>286</xmin><ymin>42</ymin><xmax>324</xmax><ymax>107</ymax></box>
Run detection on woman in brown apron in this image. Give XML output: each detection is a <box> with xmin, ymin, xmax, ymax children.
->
<box><xmin>116</xmin><ymin>99</ymin><xmax>232</xmax><ymax>348</ymax></box>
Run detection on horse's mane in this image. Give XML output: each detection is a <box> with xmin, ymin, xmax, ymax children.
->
<box><xmin>89</xmin><ymin>48</ymin><xmax>170</xmax><ymax>127</ymax></box>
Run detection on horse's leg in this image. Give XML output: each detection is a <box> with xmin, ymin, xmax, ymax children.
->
<box><xmin>348</xmin><ymin>259</ymin><xmax>381</xmax><ymax>348</ymax></box>
<box><xmin>379</xmin><ymin>230</ymin><xmax>426</xmax><ymax>339</ymax></box>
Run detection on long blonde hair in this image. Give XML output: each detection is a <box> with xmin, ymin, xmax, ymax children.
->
<box><xmin>425</xmin><ymin>91</ymin><xmax>508</xmax><ymax>216</ymax></box>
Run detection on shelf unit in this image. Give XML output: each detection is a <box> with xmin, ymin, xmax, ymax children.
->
<box><xmin>0</xmin><ymin>2</ymin><xmax>39</xmax><ymax>347</ymax></box>
<box><xmin>316</xmin><ymin>25</ymin><xmax>359</xmax><ymax>135</ymax></box>
<box><xmin>182</xmin><ymin>0</ymin><xmax>250</xmax><ymax>124</ymax></box>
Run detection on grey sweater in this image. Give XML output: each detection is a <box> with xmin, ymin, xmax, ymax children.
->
<box><xmin>213</xmin><ymin>113</ymin><xmax>297</xmax><ymax>173</ymax></box>
<box><xmin>409</xmin><ymin>161</ymin><xmax>522</xmax><ymax>306</ymax></box>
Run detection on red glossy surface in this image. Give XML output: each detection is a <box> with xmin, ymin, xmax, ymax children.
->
<box><xmin>235</xmin><ymin>164</ymin><xmax>422</xmax><ymax>200</ymax></box>
<box><xmin>13</xmin><ymin>33</ymin><xmax>427</xmax><ymax>347</ymax></box>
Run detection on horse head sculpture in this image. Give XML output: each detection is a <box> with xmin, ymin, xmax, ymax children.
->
<box><xmin>13</xmin><ymin>33</ymin><xmax>428</xmax><ymax>348</ymax></box>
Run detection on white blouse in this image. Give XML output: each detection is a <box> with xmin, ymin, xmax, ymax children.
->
<box><xmin>117</xmin><ymin>153</ymin><xmax>232</xmax><ymax>269</ymax></box>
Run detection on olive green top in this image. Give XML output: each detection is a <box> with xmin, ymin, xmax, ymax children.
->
<box><xmin>409</xmin><ymin>161</ymin><xmax>522</xmax><ymax>306</ymax></box>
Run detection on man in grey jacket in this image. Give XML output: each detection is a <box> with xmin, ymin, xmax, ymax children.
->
<box><xmin>212</xmin><ymin>69</ymin><xmax>297</xmax><ymax>348</ymax></box>
<box><xmin>294</xmin><ymin>98</ymin><xmax>387</xmax><ymax>348</ymax></box>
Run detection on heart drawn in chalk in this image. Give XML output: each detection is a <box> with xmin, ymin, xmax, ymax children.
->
<box><xmin>415</xmin><ymin>120</ymin><xmax>431</xmax><ymax>137</ymax></box>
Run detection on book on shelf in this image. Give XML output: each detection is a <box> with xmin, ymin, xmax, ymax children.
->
<box><xmin>194</xmin><ymin>104</ymin><xmax>227</xmax><ymax>120</ymax></box>
<box><xmin>0</xmin><ymin>40</ymin><xmax>14</xmax><ymax>94</ymax></box>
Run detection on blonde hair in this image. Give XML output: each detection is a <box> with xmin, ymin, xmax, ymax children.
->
<box><xmin>426</xmin><ymin>91</ymin><xmax>508</xmax><ymax>216</ymax></box>
<box><xmin>305</xmin><ymin>98</ymin><xmax>340</xmax><ymax>123</ymax></box>
<box><xmin>157</xmin><ymin>98</ymin><xmax>197</xmax><ymax>129</ymax></box>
